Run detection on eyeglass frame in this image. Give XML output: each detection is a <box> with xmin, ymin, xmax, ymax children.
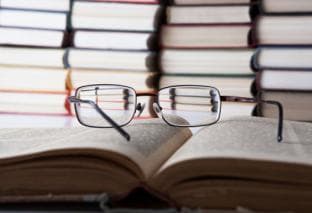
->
<box><xmin>68</xmin><ymin>84</ymin><xmax>284</xmax><ymax>143</ymax></box>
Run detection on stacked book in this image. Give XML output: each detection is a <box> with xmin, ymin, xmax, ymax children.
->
<box><xmin>68</xmin><ymin>0</ymin><xmax>163</xmax><ymax>117</ymax></box>
<box><xmin>252</xmin><ymin>0</ymin><xmax>312</xmax><ymax>121</ymax></box>
<box><xmin>0</xmin><ymin>1</ymin><xmax>70</xmax><ymax>115</ymax></box>
<box><xmin>158</xmin><ymin>0</ymin><xmax>256</xmax><ymax>118</ymax></box>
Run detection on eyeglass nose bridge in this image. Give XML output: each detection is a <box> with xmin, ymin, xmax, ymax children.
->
<box><xmin>135</xmin><ymin>92</ymin><xmax>158</xmax><ymax>118</ymax></box>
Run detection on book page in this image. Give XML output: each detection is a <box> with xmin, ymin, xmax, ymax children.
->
<box><xmin>153</xmin><ymin>116</ymin><xmax>312</xmax><ymax>189</ymax></box>
<box><xmin>0</xmin><ymin>118</ymin><xmax>191</xmax><ymax>180</ymax></box>
<box><xmin>150</xmin><ymin>116</ymin><xmax>312</xmax><ymax>210</ymax></box>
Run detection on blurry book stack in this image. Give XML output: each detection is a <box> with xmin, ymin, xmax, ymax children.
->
<box><xmin>0</xmin><ymin>0</ymin><xmax>70</xmax><ymax>115</ymax></box>
<box><xmin>67</xmin><ymin>0</ymin><xmax>164</xmax><ymax>117</ymax></box>
<box><xmin>159</xmin><ymin>0</ymin><xmax>257</xmax><ymax>118</ymax></box>
<box><xmin>252</xmin><ymin>0</ymin><xmax>312</xmax><ymax>121</ymax></box>
<box><xmin>2</xmin><ymin>0</ymin><xmax>311</xmax><ymax>124</ymax></box>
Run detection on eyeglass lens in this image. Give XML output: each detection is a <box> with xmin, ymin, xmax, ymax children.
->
<box><xmin>75</xmin><ymin>85</ymin><xmax>136</xmax><ymax>127</ymax></box>
<box><xmin>157</xmin><ymin>86</ymin><xmax>221</xmax><ymax>127</ymax></box>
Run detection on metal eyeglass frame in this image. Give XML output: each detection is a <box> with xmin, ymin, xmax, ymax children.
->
<box><xmin>68</xmin><ymin>84</ymin><xmax>284</xmax><ymax>143</ymax></box>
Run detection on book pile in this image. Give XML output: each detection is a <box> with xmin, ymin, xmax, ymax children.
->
<box><xmin>159</xmin><ymin>0</ymin><xmax>256</xmax><ymax>118</ymax></box>
<box><xmin>68</xmin><ymin>0</ymin><xmax>163</xmax><ymax>117</ymax></box>
<box><xmin>2</xmin><ymin>0</ymin><xmax>311</xmax><ymax>124</ymax></box>
<box><xmin>0</xmin><ymin>1</ymin><xmax>70</xmax><ymax>115</ymax></box>
<box><xmin>252</xmin><ymin>0</ymin><xmax>312</xmax><ymax>122</ymax></box>
<box><xmin>0</xmin><ymin>0</ymin><xmax>274</xmax><ymax>121</ymax></box>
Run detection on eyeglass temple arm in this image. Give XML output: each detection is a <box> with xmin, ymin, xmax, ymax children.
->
<box><xmin>221</xmin><ymin>96</ymin><xmax>283</xmax><ymax>143</ymax></box>
<box><xmin>68</xmin><ymin>96</ymin><xmax>130</xmax><ymax>141</ymax></box>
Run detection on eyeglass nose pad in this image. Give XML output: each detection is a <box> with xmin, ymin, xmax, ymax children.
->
<box><xmin>210</xmin><ymin>89</ymin><xmax>219</xmax><ymax>113</ymax></box>
<box><xmin>135</xmin><ymin>102</ymin><xmax>146</xmax><ymax>117</ymax></box>
<box><xmin>152</xmin><ymin>103</ymin><xmax>162</xmax><ymax>118</ymax></box>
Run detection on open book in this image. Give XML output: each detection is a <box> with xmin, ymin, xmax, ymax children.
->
<box><xmin>0</xmin><ymin>116</ymin><xmax>311</xmax><ymax>211</ymax></box>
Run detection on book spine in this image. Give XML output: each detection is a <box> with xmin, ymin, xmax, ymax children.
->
<box><xmin>250</xmin><ymin>79</ymin><xmax>257</xmax><ymax>97</ymax></box>
<box><xmin>145</xmin><ymin>72</ymin><xmax>161</xmax><ymax>89</ymax></box>
<box><xmin>153</xmin><ymin>5</ymin><xmax>167</xmax><ymax>33</ymax></box>
<box><xmin>66</xmin><ymin>0</ymin><xmax>74</xmax><ymax>32</ymax></box>
<box><xmin>161</xmin><ymin>0</ymin><xmax>170</xmax><ymax>5</ymax></box>
<box><xmin>63</xmin><ymin>48</ymin><xmax>70</xmax><ymax>69</ymax></box>
<box><xmin>249</xmin><ymin>14</ymin><xmax>259</xmax><ymax>48</ymax></box>
<box><xmin>250</xmin><ymin>48</ymin><xmax>260</xmax><ymax>71</ymax></box>
<box><xmin>61</xmin><ymin>31</ymin><xmax>71</xmax><ymax>48</ymax></box>
<box><xmin>145</xmin><ymin>72</ymin><xmax>160</xmax><ymax>89</ymax></box>
<box><xmin>251</xmin><ymin>1</ymin><xmax>261</xmax><ymax>105</ymax></box>
<box><xmin>258</xmin><ymin>0</ymin><xmax>265</xmax><ymax>15</ymax></box>
<box><xmin>146</xmin><ymin>32</ymin><xmax>159</xmax><ymax>50</ymax></box>
<box><xmin>249</xmin><ymin>0</ymin><xmax>260</xmax><ymax>23</ymax></box>
<box><xmin>64</xmin><ymin>87</ymin><xmax>72</xmax><ymax>115</ymax></box>
<box><xmin>145</xmin><ymin>52</ymin><xmax>160</xmax><ymax>71</ymax></box>
<box><xmin>247</xmin><ymin>26</ymin><xmax>257</xmax><ymax>48</ymax></box>
<box><xmin>255</xmin><ymin>70</ymin><xmax>262</xmax><ymax>93</ymax></box>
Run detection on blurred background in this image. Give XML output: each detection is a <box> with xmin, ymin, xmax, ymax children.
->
<box><xmin>0</xmin><ymin>0</ymin><xmax>310</xmax><ymax>127</ymax></box>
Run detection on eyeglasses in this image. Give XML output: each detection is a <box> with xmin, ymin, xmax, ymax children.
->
<box><xmin>68</xmin><ymin>84</ymin><xmax>284</xmax><ymax>142</ymax></box>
